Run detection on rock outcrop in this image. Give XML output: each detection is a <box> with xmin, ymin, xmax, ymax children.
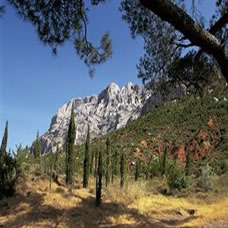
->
<box><xmin>40</xmin><ymin>80</ymin><xmax>185</xmax><ymax>153</ymax></box>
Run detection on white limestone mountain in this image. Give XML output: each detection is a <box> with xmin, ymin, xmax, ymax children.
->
<box><xmin>40</xmin><ymin>80</ymin><xmax>185</xmax><ymax>154</ymax></box>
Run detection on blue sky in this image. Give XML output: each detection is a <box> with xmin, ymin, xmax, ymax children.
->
<box><xmin>0</xmin><ymin>0</ymin><xmax>216</xmax><ymax>151</ymax></box>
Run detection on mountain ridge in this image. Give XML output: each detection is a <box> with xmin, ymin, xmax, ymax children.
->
<box><xmin>40</xmin><ymin>80</ymin><xmax>185</xmax><ymax>154</ymax></box>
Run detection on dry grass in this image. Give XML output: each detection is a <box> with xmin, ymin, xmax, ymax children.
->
<box><xmin>129</xmin><ymin>194</ymin><xmax>228</xmax><ymax>227</ymax></box>
<box><xmin>0</xmin><ymin>174</ymin><xmax>228</xmax><ymax>228</ymax></box>
<box><xmin>105</xmin><ymin>178</ymin><xmax>148</xmax><ymax>205</ymax></box>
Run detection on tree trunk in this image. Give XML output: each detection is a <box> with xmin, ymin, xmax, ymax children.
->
<box><xmin>140</xmin><ymin>0</ymin><xmax>228</xmax><ymax>82</ymax></box>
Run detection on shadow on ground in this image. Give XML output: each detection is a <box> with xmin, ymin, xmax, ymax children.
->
<box><xmin>0</xmin><ymin>191</ymin><xmax>197</xmax><ymax>228</ymax></box>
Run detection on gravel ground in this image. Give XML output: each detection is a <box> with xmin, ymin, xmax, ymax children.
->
<box><xmin>203</xmin><ymin>219</ymin><xmax>228</xmax><ymax>228</ymax></box>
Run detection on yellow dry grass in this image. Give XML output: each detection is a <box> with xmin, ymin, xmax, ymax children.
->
<box><xmin>130</xmin><ymin>194</ymin><xmax>228</xmax><ymax>227</ymax></box>
<box><xmin>0</xmin><ymin>174</ymin><xmax>227</xmax><ymax>228</ymax></box>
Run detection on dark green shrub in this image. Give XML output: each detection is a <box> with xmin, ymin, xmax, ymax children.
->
<box><xmin>0</xmin><ymin>153</ymin><xmax>17</xmax><ymax>199</ymax></box>
<box><xmin>0</xmin><ymin>121</ymin><xmax>17</xmax><ymax>199</ymax></box>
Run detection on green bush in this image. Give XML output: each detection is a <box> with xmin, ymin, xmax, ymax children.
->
<box><xmin>14</xmin><ymin>145</ymin><xmax>35</xmax><ymax>178</ymax></box>
<box><xmin>197</xmin><ymin>164</ymin><xmax>215</xmax><ymax>191</ymax></box>
<box><xmin>211</xmin><ymin>158</ymin><xmax>228</xmax><ymax>175</ymax></box>
<box><xmin>166</xmin><ymin>162</ymin><xmax>189</xmax><ymax>192</ymax></box>
<box><xmin>149</xmin><ymin>158</ymin><xmax>161</xmax><ymax>178</ymax></box>
<box><xmin>220</xmin><ymin>159</ymin><xmax>228</xmax><ymax>174</ymax></box>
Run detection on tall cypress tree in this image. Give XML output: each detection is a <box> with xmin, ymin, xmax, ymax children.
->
<box><xmin>161</xmin><ymin>144</ymin><xmax>168</xmax><ymax>176</ymax></box>
<box><xmin>0</xmin><ymin>121</ymin><xmax>16</xmax><ymax>199</ymax></box>
<box><xmin>90</xmin><ymin>150</ymin><xmax>94</xmax><ymax>175</ymax></box>
<box><xmin>111</xmin><ymin>162</ymin><xmax>114</xmax><ymax>184</ymax></box>
<box><xmin>120</xmin><ymin>151</ymin><xmax>126</xmax><ymax>188</ymax></box>
<box><xmin>83</xmin><ymin>125</ymin><xmax>90</xmax><ymax>188</ymax></box>
<box><xmin>185</xmin><ymin>144</ymin><xmax>191</xmax><ymax>176</ymax></box>
<box><xmin>96</xmin><ymin>148</ymin><xmax>103</xmax><ymax>207</ymax></box>
<box><xmin>54</xmin><ymin>145</ymin><xmax>59</xmax><ymax>175</ymax></box>
<box><xmin>105</xmin><ymin>137</ymin><xmax>111</xmax><ymax>187</ymax></box>
<box><xmin>135</xmin><ymin>158</ymin><xmax>141</xmax><ymax>181</ymax></box>
<box><xmin>66</xmin><ymin>104</ymin><xmax>76</xmax><ymax>186</ymax></box>
<box><xmin>113</xmin><ymin>148</ymin><xmax>119</xmax><ymax>176</ymax></box>
<box><xmin>0</xmin><ymin>121</ymin><xmax>8</xmax><ymax>165</ymax></box>
<box><xmin>94</xmin><ymin>148</ymin><xmax>98</xmax><ymax>178</ymax></box>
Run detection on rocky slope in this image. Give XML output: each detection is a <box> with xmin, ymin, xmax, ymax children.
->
<box><xmin>40</xmin><ymin>80</ymin><xmax>185</xmax><ymax>153</ymax></box>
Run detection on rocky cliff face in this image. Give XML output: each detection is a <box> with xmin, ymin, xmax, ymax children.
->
<box><xmin>40</xmin><ymin>80</ymin><xmax>185</xmax><ymax>154</ymax></box>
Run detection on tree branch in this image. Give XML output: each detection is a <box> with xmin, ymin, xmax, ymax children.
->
<box><xmin>80</xmin><ymin>0</ymin><xmax>89</xmax><ymax>46</ymax></box>
<box><xmin>139</xmin><ymin>0</ymin><xmax>228</xmax><ymax>82</ymax></box>
<box><xmin>195</xmin><ymin>12</ymin><xmax>228</xmax><ymax>61</ymax></box>
<box><xmin>209</xmin><ymin>12</ymin><xmax>228</xmax><ymax>35</ymax></box>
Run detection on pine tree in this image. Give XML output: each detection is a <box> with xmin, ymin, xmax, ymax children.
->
<box><xmin>96</xmin><ymin>148</ymin><xmax>103</xmax><ymax>207</ymax></box>
<box><xmin>25</xmin><ymin>145</ymin><xmax>29</xmax><ymax>153</ymax></box>
<box><xmin>66</xmin><ymin>104</ymin><xmax>76</xmax><ymax>186</ymax></box>
<box><xmin>0</xmin><ymin>121</ymin><xmax>8</xmax><ymax>165</ymax></box>
<box><xmin>120</xmin><ymin>151</ymin><xmax>126</xmax><ymax>188</ymax></box>
<box><xmin>83</xmin><ymin>125</ymin><xmax>90</xmax><ymax>188</ymax></box>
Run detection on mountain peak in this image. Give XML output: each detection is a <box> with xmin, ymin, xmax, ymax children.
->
<box><xmin>108</xmin><ymin>82</ymin><xmax>119</xmax><ymax>88</ymax></box>
<box><xmin>107</xmin><ymin>82</ymin><xmax>120</xmax><ymax>93</ymax></box>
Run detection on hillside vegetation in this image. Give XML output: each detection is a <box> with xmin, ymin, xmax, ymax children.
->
<box><xmin>88</xmin><ymin>84</ymin><xmax>228</xmax><ymax>178</ymax></box>
<box><xmin>1</xmin><ymin>85</ymin><xmax>228</xmax><ymax>228</ymax></box>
